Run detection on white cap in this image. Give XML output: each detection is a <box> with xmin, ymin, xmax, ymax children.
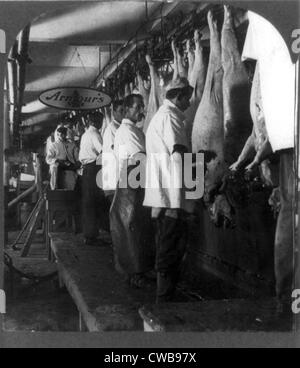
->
<box><xmin>165</xmin><ymin>77</ymin><xmax>192</xmax><ymax>92</ymax></box>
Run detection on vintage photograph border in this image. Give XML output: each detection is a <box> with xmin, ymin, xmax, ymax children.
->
<box><xmin>0</xmin><ymin>0</ymin><xmax>299</xmax><ymax>348</ymax></box>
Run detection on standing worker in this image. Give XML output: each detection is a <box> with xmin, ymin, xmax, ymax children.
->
<box><xmin>102</xmin><ymin>100</ymin><xmax>124</xmax><ymax>204</ymax></box>
<box><xmin>237</xmin><ymin>11</ymin><xmax>295</xmax><ymax>314</ymax></box>
<box><xmin>110</xmin><ymin>94</ymin><xmax>155</xmax><ymax>289</ymax></box>
<box><xmin>46</xmin><ymin>126</ymin><xmax>80</xmax><ymax>190</ymax></box>
<box><xmin>79</xmin><ymin>110</ymin><xmax>107</xmax><ymax>246</ymax></box>
<box><xmin>143</xmin><ymin>77</ymin><xmax>193</xmax><ymax>302</ymax></box>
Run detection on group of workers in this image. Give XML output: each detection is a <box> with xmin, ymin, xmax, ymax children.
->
<box><xmin>45</xmin><ymin>75</ymin><xmax>294</xmax><ymax>309</ymax></box>
<box><xmin>45</xmin><ymin>77</ymin><xmax>194</xmax><ymax>303</ymax></box>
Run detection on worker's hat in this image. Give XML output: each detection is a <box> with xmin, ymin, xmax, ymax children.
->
<box><xmin>166</xmin><ymin>77</ymin><xmax>193</xmax><ymax>93</ymax></box>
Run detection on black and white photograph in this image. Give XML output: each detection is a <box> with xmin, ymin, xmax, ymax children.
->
<box><xmin>0</xmin><ymin>0</ymin><xmax>299</xmax><ymax>348</ymax></box>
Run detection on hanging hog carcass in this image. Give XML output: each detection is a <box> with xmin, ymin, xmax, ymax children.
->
<box><xmin>184</xmin><ymin>29</ymin><xmax>208</xmax><ymax>145</ymax></box>
<box><xmin>230</xmin><ymin>61</ymin><xmax>279</xmax><ymax>188</ymax></box>
<box><xmin>143</xmin><ymin>38</ymin><xmax>189</xmax><ymax>133</ymax></box>
<box><xmin>142</xmin><ymin>54</ymin><xmax>165</xmax><ymax>133</ymax></box>
<box><xmin>171</xmin><ymin>38</ymin><xmax>189</xmax><ymax>80</ymax></box>
<box><xmin>221</xmin><ymin>5</ymin><xmax>252</xmax><ymax>165</ymax></box>
<box><xmin>192</xmin><ymin>10</ymin><xmax>225</xmax><ymax>198</ymax></box>
<box><xmin>136</xmin><ymin>71</ymin><xmax>150</xmax><ymax>111</ymax></box>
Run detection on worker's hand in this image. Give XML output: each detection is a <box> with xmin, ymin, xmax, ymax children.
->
<box><xmin>229</xmin><ymin>160</ymin><xmax>241</xmax><ymax>171</ymax></box>
<box><xmin>56</xmin><ymin>159</ymin><xmax>71</xmax><ymax>168</ymax></box>
<box><xmin>268</xmin><ymin>187</ymin><xmax>281</xmax><ymax>218</ymax></box>
<box><xmin>145</xmin><ymin>54</ymin><xmax>154</xmax><ymax>66</ymax></box>
<box><xmin>74</xmin><ymin>162</ymin><xmax>82</xmax><ymax>170</ymax></box>
<box><xmin>244</xmin><ymin>160</ymin><xmax>259</xmax><ymax>180</ymax></box>
<box><xmin>245</xmin><ymin>160</ymin><xmax>258</xmax><ymax>172</ymax></box>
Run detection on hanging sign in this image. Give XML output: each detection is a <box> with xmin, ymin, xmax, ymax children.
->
<box><xmin>39</xmin><ymin>87</ymin><xmax>111</xmax><ymax>110</ymax></box>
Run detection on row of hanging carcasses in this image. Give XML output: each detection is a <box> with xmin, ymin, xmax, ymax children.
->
<box><xmin>101</xmin><ymin>6</ymin><xmax>278</xmax><ymax>294</ymax></box>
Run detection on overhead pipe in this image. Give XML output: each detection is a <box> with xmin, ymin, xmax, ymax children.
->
<box><xmin>92</xmin><ymin>2</ymin><xmax>174</xmax><ymax>88</ymax></box>
<box><xmin>7</xmin><ymin>41</ymin><xmax>18</xmax><ymax>140</ymax></box>
<box><xmin>6</xmin><ymin>42</ymin><xmax>18</xmax><ymax>200</ymax></box>
<box><xmin>15</xmin><ymin>23</ymin><xmax>31</xmax><ymax>145</ymax></box>
<box><xmin>4</xmin><ymin>73</ymin><xmax>11</xmax><ymax>150</ymax></box>
<box><xmin>92</xmin><ymin>2</ymin><xmax>211</xmax><ymax>89</ymax></box>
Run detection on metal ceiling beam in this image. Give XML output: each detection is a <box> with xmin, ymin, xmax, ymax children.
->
<box><xmin>148</xmin><ymin>1</ymin><xmax>182</xmax><ymax>32</ymax></box>
<box><xmin>91</xmin><ymin>2</ymin><xmax>212</xmax><ymax>89</ymax></box>
<box><xmin>29</xmin><ymin>38</ymin><xmax>127</xmax><ymax>46</ymax></box>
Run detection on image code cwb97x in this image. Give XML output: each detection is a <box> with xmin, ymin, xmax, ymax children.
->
<box><xmin>0</xmin><ymin>0</ymin><xmax>299</xmax><ymax>344</ymax></box>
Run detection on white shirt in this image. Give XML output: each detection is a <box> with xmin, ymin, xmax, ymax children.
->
<box><xmin>79</xmin><ymin>126</ymin><xmax>103</xmax><ymax>165</ymax></box>
<box><xmin>250</xmin><ymin>62</ymin><xmax>268</xmax><ymax>151</ymax></box>
<box><xmin>143</xmin><ymin>99</ymin><xmax>189</xmax><ymax>209</ymax></box>
<box><xmin>102</xmin><ymin>119</ymin><xmax>121</xmax><ymax>190</ymax></box>
<box><xmin>103</xmin><ymin>119</ymin><xmax>121</xmax><ymax>154</ymax></box>
<box><xmin>242</xmin><ymin>11</ymin><xmax>295</xmax><ymax>151</ymax></box>
<box><xmin>45</xmin><ymin>134</ymin><xmax>55</xmax><ymax>157</ymax></box>
<box><xmin>45</xmin><ymin>125</ymin><xmax>76</xmax><ymax>156</ymax></box>
<box><xmin>46</xmin><ymin>140</ymin><xmax>79</xmax><ymax>190</ymax></box>
<box><xmin>113</xmin><ymin>118</ymin><xmax>145</xmax><ymax>186</ymax></box>
<box><xmin>46</xmin><ymin>140</ymin><xmax>78</xmax><ymax>166</ymax></box>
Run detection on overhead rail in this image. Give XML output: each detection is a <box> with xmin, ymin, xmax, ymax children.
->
<box><xmin>91</xmin><ymin>3</ymin><xmax>230</xmax><ymax>99</ymax></box>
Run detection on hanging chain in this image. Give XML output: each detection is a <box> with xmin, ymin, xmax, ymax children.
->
<box><xmin>76</xmin><ymin>47</ymin><xmax>88</xmax><ymax>77</ymax></box>
<box><xmin>58</xmin><ymin>47</ymin><xmax>77</xmax><ymax>86</ymax></box>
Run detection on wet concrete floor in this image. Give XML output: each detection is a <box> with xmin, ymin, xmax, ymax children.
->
<box><xmin>3</xmin><ymin>231</ymin><xmax>292</xmax><ymax>332</ymax></box>
<box><xmin>4</xmin><ymin>231</ymin><xmax>79</xmax><ymax>332</ymax></box>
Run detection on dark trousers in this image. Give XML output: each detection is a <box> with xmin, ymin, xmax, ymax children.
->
<box><xmin>74</xmin><ymin>175</ymin><xmax>82</xmax><ymax>233</ymax></box>
<box><xmin>275</xmin><ymin>150</ymin><xmax>294</xmax><ymax>301</ymax></box>
<box><xmin>155</xmin><ymin>209</ymin><xmax>188</xmax><ymax>301</ymax></box>
<box><xmin>110</xmin><ymin>186</ymin><xmax>155</xmax><ymax>276</ymax></box>
<box><xmin>104</xmin><ymin>190</ymin><xmax>115</xmax><ymax>207</ymax></box>
<box><xmin>82</xmin><ymin>162</ymin><xmax>109</xmax><ymax>239</ymax></box>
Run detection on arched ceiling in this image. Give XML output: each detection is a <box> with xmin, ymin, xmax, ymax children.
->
<box><xmin>20</xmin><ymin>1</ymin><xmax>205</xmax><ymax>140</ymax></box>
<box><xmin>4</xmin><ymin>0</ymin><xmax>298</xmax><ymax>145</ymax></box>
